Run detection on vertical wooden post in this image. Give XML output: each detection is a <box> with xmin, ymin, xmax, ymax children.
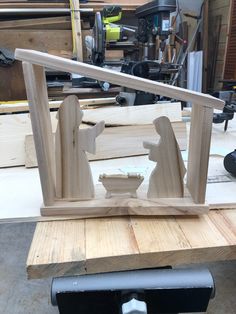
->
<box><xmin>187</xmin><ymin>104</ymin><xmax>213</xmax><ymax>204</ymax></box>
<box><xmin>70</xmin><ymin>0</ymin><xmax>83</xmax><ymax>61</ymax></box>
<box><xmin>22</xmin><ymin>62</ymin><xmax>56</xmax><ymax>206</ymax></box>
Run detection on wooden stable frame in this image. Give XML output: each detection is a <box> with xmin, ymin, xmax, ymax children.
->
<box><xmin>15</xmin><ymin>49</ymin><xmax>225</xmax><ymax>217</ymax></box>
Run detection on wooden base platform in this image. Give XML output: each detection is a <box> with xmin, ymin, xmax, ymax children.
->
<box><xmin>27</xmin><ymin>209</ymin><xmax>236</xmax><ymax>279</ymax></box>
<box><xmin>41</xmin><ymin>185</ymin><xmax>209</xmax><ymax>217</ymax></box>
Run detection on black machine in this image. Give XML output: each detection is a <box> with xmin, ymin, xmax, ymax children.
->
<box><xmin>213</xmin><ymin>82</ymin><xmax>236</xmax><ymax>132</ymax></box>
<box><xmin>212</xmin><ymin>80</ymin><xmax>236</xmax><ymax>176</ymax></box>
<box><xmin>51</xmin><ymin>268</ymin><xmax>215</xmax><ymax>314</ymax></box>
<box><xmin>84</xmin><ymin>0</ymin><xmax>181</xmax><ymax>105</ymax></box>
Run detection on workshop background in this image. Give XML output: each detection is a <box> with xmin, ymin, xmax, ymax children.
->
<box><xmin>0</xmin><ymin>0</ymin><xmax>236</xmax><ymax>313</ymax></box>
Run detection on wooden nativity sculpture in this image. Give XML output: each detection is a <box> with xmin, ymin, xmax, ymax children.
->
<box><xmin>144</xmin><ymin>116</ymin><xmax>186</xmax><ymax>198</ymax></box>
<box><xmin>55</xmin><ymin>95</ymin><xmax>104</xmax><ymax>200</ymax></box>
<box><xmin>15</xmin><ymin>49</ymin><xmax>225</xmax><ymax>217</ymax></box>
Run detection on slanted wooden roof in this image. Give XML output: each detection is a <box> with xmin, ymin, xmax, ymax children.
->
<box><xmin>15</xmin><ymin>49</ymin><xmax>224</xmax><ymax>110</ymax></box>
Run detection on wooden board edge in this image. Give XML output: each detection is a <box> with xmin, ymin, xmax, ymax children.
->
<box><xmin>26</xmin><ymin>260</ymin><xmax>87</xmax><ymax>280</ymax></box>
<box><xmin>40</xmin><ymin>200</ymin><xmax>209</xmax><ymax>217</ymax></box>
<box><xmin>27</xmin><ymin>245</ymin><xmax>236</xmax><ymax>280</ymax></box>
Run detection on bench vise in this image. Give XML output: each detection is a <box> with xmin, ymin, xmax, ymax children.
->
<box><xmin>51</xmin><ymin>267</ymin><xmax>215</xmax><ymax>314</ymax></box>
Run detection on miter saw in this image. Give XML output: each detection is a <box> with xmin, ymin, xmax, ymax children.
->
<box><xmin>86</xmin><ymin>0</ymin><xmax>180</xmax><ymax>106</ymax></box>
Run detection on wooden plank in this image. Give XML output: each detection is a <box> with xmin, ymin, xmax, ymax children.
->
<box><xmin>131</xmin><ymin>217</ymin><xmax>191</xmax><ymax>253</ymax></box>
<box><xmin>187</xmin><ymin>105</ymin><xmax>214</xmax><ymax>204</ymax></box>
<box><xmin>40</xmin><ymin>184</ymin><xmax>209</xmax><ymax>217</ymax></box>
<box><xmin>0</xmin><ymin>30</ymin><xmax>72</xmax><ymax>51</ymax></box>
<box><xmin>15</xmin><ymin>49</ymin><xmax>225</xmax><ymax>110</ymax></box>
<box><xmin>0</xmin><ymin>16</ymin><xmax>71</xmax><ymax>30</ymax></box>
<box><xmin>208</xmin><ymin>210</ymin><xmax>236</xmax><ymax>244</ymax></box>
<box><xmin>25</xmin><ymin>122</ymin><xmax>187</xmax><ymax>168</ymax></box>
<box><xmin>176</xmin><ymin>214</ymin><xmax>229</xmax><ymax>248</ymax></box>
<box><xmin>26</xmin><ymin>209</ymin><xmax>236</xmax><ymax>279</ymax></box>
<box><xmin>82</xmin><ymin>103</ymin><xmax>182</xmax><ymax>125</ymax></box>
<box><xmin>85</xmin><ymin>217</ymin><xmax>139</xmax><ymax>274</ymax></box>
<box><xmin>0</xmin><ymin>2</ymin><xmax>143</xmax><ymax>10</ymax></box>
<box><xmin>0</xmin><ymin>61</ymin><xmax>26</xmax><ymax>101</ymax></box>
<box><xmin>0</xmin><ymin>97</ymin><xmax>117</xmax><ymax>114</ymax></box>
<box><xmin>0</xmin><ymin>108</ymin><xmax>186</xmax><ymax>168</ymax></box>
<box><xmin>27</xmin><ymin>220</ymin><xmax>86</xmax><ymax>279</ymax></box>
<box><xmin>22</xmin><ymin>62</ymin><xmax>55</xmax><ymax>206</ymax></box>
<box><xmin>70</xmin><ymin>0</ymin><xmax>83</xmax><ymax>60</ymax></box>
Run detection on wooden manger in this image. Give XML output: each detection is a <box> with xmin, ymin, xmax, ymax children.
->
<box><xmin>14</xmin><ymin>49</ymin><xmax>225</xmax><ymax>217</ymax></box>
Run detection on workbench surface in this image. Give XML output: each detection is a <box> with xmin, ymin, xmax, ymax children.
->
<box><xmin>1</xmin><ymin>120</ymin><xmax>236</xmax><ymax>279</ymax></box>
<box><xmin>27</xmin><ymin>209</ymin><xmax>236</xmax><ymax>279</ymax></box>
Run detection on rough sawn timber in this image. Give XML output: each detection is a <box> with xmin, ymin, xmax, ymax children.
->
<box><xmin>26</xmin><ymin>209</ymin><xmax>236</xmax><ymax>279</ymax></box>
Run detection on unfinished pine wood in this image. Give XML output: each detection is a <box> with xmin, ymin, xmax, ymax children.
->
<box><xmin>0</xmin><ymin>30</ymin><xmax>72</xmax><ymax>51</ymax></box>
<box><xmin>82</xmin><ymin>102</ymin><xmax>182</xmax><ymax>125</ymax></box>
<box><xmin>15</xmin><ymin>49</ymin><xmax>224</xmax><ymax>110</ymax></box>
<box><xmin>0</xmin><ymin>16</ymin><xmax>71</xmax><ymax>30</ymax></box>
<box><xmin>41</xmin><ymin>183</ymin><xmax>209</xmax><ymax>217</ymax></box>
<box><xmin>99</xmin><ymin>173</ymin><xmax>144</xmax><ymax>198</ymax></box>
<box><xmin>27</xmin><ymin>220</ymin><xmax>86</xmax><ymax>278</ymax></box>
<box><xmin>85</xmin><ymin>217</ymin><xmax>140</xmax><ymax>274</ymax></box>
<box><xmin>27</xmin><ymin>209</ymin><xmax>236</xmax><ymax>279</ymax></box>
<box><xmin>55</xmin><ymin>95</ymin><xmax>104</xmax><ymax>199</ymax></box>
<box><xmin>70</xmin><ymin>0</ymin><xmax>83</xmax><ymax>60</ymax></box>
<box><xmin>15</xmin><ymin>49</ymin><xmax>225</xmax><ymax>215</ymax></box>
<box><xmin>187</xmin><ymin>105</ymin><xmax>214</xmax><ymax>204</ymax></box>
<box><xmin>24</xmin><ymin>122</ymin><xmax>187</xmax><ymax>168</ymax></box>
<box><xmin>144</xmin><ymin>116</ymin><xmax>186</xmax><ymax>198</ymax></box>
<box><xmin>0</xmin><ymin>97</ymin><xmax>117</xmax><ymax>114</ymax></box>
<box><xmin>0</xmin><ymin>110</ymin><xmax>186</xmax><ymax>168</ymax></box>
<box><xmin>22</xmin><ymin>62</ymin><xmax>55</xmax><ymax>206</ymax></box>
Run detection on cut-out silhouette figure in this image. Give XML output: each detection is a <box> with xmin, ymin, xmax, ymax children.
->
<box><xmin>55</xmin><ymin>95</ymin><xmax>104</xmax><ymax>199</ymax></box>
<box><xmin>143</xmin><ymin>116</ymin><xmax>186</xmax><ymax>198</ymax></box>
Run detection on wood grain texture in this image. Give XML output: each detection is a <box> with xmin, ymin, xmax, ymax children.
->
<box><xmin>24</xmin><ymin>122</ymin><xmax>187</xmax><ymax>168</ymax></box>
<box><xmin>70</xmin><ymin>0</ymin><xmax>83</xmax><ymax>60</ymax></box>
<box><xmin>144</xmin><ymin>116</ymin><xmax>186</xmax><ymax>198</ymax></box>
<box><xmin>0</xmin><ymin>97</ymin><xmax>117</xmax><ymax>114</ymax></box>
<box><xmin>82</xmin><ymin>102</ymin><xmax>182</xmax><ymax>125</ymax></box>
<box><xmin>27</xmin><ymin>220</ymin><xmax>86</xmax><ymax>279</ymax></box>
<box><xmin>27</xmin><ymin>209</ymin><xmax>236</xmax><ymax>279</ymax></box>
<box><xmin>0</xmin><ymin>16</ymin><xmax>71</xmax><ymax>30</ymax></box>
<box><xmin>0</xmin><ymin>30</ymin><xmax>72</xmax><ymax>51</ymax></box>
<box><xmin>40</xmin><ymin>184</ymin><xmax>209</xmax><ymax>217</ymax></box>
<box><xmin>15</xmin><ymin>49</ymin><xmax>224</xmax><ymax>110</ymax></box>
<box><xmin>0</xmin><ymin>110</ymin><xmax>186</xmax><ymax>168</ymax></box>
<box><xmin>22</xmin><ymin>62</ymin><xmax>55</xmax><ymax>206</ymax></box>
<box><xmin>55</xmin><ymin>95</ymin><xmax>104</xmax><ymax>199</ymax></box>
<box><xmin>187</xmin><ymin>105</ymin><xmax>214</xmax><ymax>204</ymax></box>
